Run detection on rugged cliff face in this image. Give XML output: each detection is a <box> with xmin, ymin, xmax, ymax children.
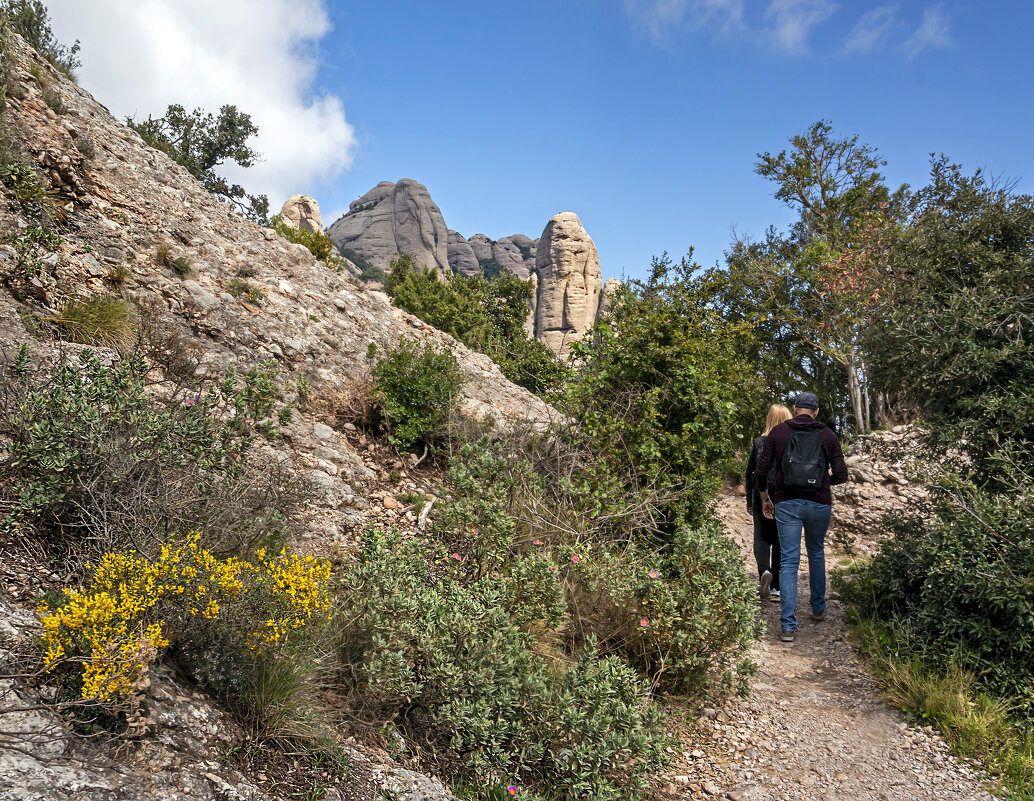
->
<box><xmin>326</xmin><ymin>180</ymin><xmax>614</xmax><ymax>354</ymax></box>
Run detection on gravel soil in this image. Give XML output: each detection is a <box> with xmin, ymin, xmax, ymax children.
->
<box><xmin>654</xmin><ymin>491</ymin><xmax>1000</xmax><ymax>801</ymax></box>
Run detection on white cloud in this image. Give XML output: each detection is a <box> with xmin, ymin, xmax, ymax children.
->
<box><xmin>622</xmin><ymin>0</ymin><xmax>745</xmax><ymax>40</ymax></box>
<box><xmin>904</xmin><ymin>5</ymin><xmax>951</xmax><ymax>57</ymax></box>
<box><xmin>45</xmin><ymin>0</ymin><xmax>356</xmax><ymax>209</ymax></box>
<box><xmin>842</xmin><ymin>5</ymin><xmax>898</xmax><ymax>53</ymax></box>
<box><xmin>765</xmin><ymin>0</ymin><xmax>837</xmax><ymax>53</ymax></box>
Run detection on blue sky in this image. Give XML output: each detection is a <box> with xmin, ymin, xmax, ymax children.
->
<box><xmin>49</xmin><ymin>1</ymin><xmax>1034</xmax><ymax>280</ymax></box>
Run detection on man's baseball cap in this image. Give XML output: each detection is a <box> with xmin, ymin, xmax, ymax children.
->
<box><xmin>794</xmin><ymin>392</ymin><xmax>820</xmax><ymax>410</ymax></box>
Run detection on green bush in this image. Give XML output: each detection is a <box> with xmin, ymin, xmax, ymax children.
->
<box><xmin>563</xmin><ymin>254</ymin><xmax>762</xmax><ymax>529</ymax></box>
<box><xmin>49</xmin><ymin>295</ymin><xmax>136</xmax><ymax>352</ymax></box>
<box><xmin>386</xmin><ymin>253</ymin><xmax>565</xmax><ymax>396</ymax></box>
<box><xmin>869</xmin><ymin>159</ymin><xmax>1034</xmax><ymax>484</ymax></box>
<box><xmin>3</xmin><ymin>224</ymin><xmax>59</xmax><ymax>280</ymax></box>
<box><xmin>569</xmin><ymin>523</ymin><xmax>761</xmax><ymax>693</ymax></box>
<box><xmin>0</xmin><ymin>349</ymin><xmax>310</xmax><ymax>558</ymax></box>
<box><xmin>836</xmin><ymin>480</ymin><xmax>1034</xmax><ymax>718</ymax></box>
<box><xmin>338</xmin><ymin>529</ymin><xmax>668</xmax><ymax>800</ymax></box>
<box><xmin>432</xmin><ymin>437</ymin><xmax>564</xmax><ymax>626</ymax></box>
<box><xmin>371</xmin><ymin>338</ymin><xmax>462</xmax><ymax>449</ymax></box>
<box><xmin>269</xmin><ymin>214</ymin><xmax>336</xmax><ymax>262</ymax></box>
<box><xmin>228</xmin><ymin>278</ymin><xmax>265</xmax><ymax>305</ymax></box>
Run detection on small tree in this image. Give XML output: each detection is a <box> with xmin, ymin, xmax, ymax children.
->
<box><xmin>747</xmin><ymin>120</ymin><xmax>912</xmax><ymax>434</ymax></box>
<box><xmin>128</xmin><ymin>104</ymin><xmax>269</xmax><ymax>223</ymax></box>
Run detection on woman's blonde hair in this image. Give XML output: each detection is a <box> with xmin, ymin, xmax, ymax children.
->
<box><xmin>763</xmin><ymin>404</ymin><xmax>793</xmax><ymax>436</ymax></box>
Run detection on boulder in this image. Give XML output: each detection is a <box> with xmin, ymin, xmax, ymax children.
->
<box><xmin>534</xmin><ymin>212</ymin><xmax>603</xmax><ymax>355</ymax></box>
<box><xmin>326</xmin><ymin>179</ymin><xmax>450</xmax><ymax>274</ymax></box>
<box><xmin>279</xmin><ymin>194</ymin><xmax>322</xmax><ymax>233</ymax></box>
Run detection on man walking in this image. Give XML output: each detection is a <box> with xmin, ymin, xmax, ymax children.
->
<box><xmin>755</xmin><ymin>392</ymin><xmax>848</xmax><ymax>642</ymax></box>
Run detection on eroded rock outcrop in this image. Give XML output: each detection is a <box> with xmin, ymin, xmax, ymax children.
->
<box><xmin>279</xmin><ymin>194</ymin><xmax>322</xmax><ymax>233</ymax></box>
<box><xmin>327</xmin><ymin>179</ymin><xmax>450</xmax><ymax>274</ymax></box>
<box><xmin>446</xmin><ymin>229</ymin><xmax>479</xmax><ymax>276</ymax></box>
<box><xmin>534</xmin><ymin>212</ymin><xmax>603</xmax><ymax>355</ymax></box>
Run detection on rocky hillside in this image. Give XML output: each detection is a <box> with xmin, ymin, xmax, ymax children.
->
<box><xmin>326</xmin><ymin>179</ymin><xmax>618</xmax><ymax>354</ymax></box>
<box><xmin>0</xmin><ymin>31</ymin><xmax>565</xmax><ymax>801</ymax></box>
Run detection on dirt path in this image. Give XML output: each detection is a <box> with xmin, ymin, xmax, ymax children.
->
<box><xmin>659</xmin><ymin>492</ymin><xmax>999</xmax><ymax>801</ymax></box>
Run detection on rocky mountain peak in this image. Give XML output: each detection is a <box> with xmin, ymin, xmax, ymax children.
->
<box><xmin>327</xmin><ymin>179</ymin><xmax>451</xmax><ymax>275</ymax></box>
<box><xmin>327</xmin><ymin>183</ymin><xmax>616</xmax><ymax>354</ymax></box>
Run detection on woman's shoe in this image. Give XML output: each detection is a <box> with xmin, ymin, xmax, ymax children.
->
<box><xmin>759</xmin><ymin>570</ymin><xmax>772</xmax><ymax>600</ymax></box>
<box><xmin>769</xmin><ymin>588</ymin><xmax>781</xmax><ymax>602</ymax></box>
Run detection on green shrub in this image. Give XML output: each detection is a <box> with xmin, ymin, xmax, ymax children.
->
<box><xmin>48</xmin><ymin>295</ymin><xmax>137</xmax><ymax>352</ymax></box>
<box><xmin>386</xmin><ymin>253</ymin><xmax>565</xmax><ymax>396</ymax></box>
<box><xmin>836</xmin><ymin>480</ymin><xmax>1034</xmax><ymax>718</ymax></box>
<box><xmin>432</xmin><ymin>437</ymin><xmax>564</xmax><ymax>626</ymax></box>
<box><xmin>563</xmin><ymin>254</ymin><xmax>763</xmax><ymax>529</ymax></box>
<box><xmin>371</xmin><ymin>338</ymin><xmax>462</xmax><ymax>449</ymax></box>
<box><xmin>3</xmin><ymin>224</ymin><xmax>59</xmax><ymax>280</ymax></box>
<box><xmin>338</xmin><ymin>529</ymin><xmax>668</xmax><ymax>800</ymax></box>
<box><xmin>269</xmin><ymin>214</ymin><xmax>336</xmax><ymax>262</ymax></box>
<box><xmin>171</xmin><ymin>256</ymin><xmax>191</xmax><ymax>277</ymax></box>
<box><xmin>870</xmin><ymin>159</ymin><xmax>1034</xmax><ymax>485</ymax></box>
<box><xmin>1</xmin><ymin>161</ymin><xmax>51</xmax><ymax>220</ymax></box>
<box><xmin>569</xmin><ymin>523</ymin><xmax>761</xmax><ymax>693</ymax></box>
<box><xmin>0</xmin><ymin>349</ymin><xmax>310</xmax><ymax>558</ymax></box>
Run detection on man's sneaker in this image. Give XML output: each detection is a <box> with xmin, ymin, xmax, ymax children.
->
<box><xmin>811</xmin><ymin>608</ymin><xmax>826</xmax><ymax>622</ymax></box>
<box><xmin>779</xmin><ymin>629</ymin><xmax>795</xmax><ymax>642</ymax></box>
<box><xmin>759</xmin><ymin>570</ymin><xmax>773</xmax><ymax>601</ymax></box>
<box><xmin>769</xmin><ymin>588</ymin><xmax>781</xmax><ymax>602</ymax></box>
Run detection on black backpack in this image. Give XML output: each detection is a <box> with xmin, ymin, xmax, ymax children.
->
<box><xmin>781</xmin><ymin>428</ymin><xmax>827</xmax><ymax>492</ymax></box>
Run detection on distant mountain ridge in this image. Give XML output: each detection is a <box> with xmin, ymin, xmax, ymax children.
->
<box><xmin>326</xmin><ymin>179</ymin><xmax>618</xmax><ymax>354</ymax></box>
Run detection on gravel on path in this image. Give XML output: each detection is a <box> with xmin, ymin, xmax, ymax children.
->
<box><xmin>655</xmin><ymin>492</ymin><xmax>1000</xmax><ymax>801</ymax></box>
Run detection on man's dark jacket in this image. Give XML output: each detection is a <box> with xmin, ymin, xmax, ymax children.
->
<box><xmin>755</xmin><ymin>415</ymin><xmax>849</xmax><ymax>505</ymax></box>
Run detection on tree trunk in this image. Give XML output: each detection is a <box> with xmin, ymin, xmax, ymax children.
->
<box><xmin>846</xmin><ymin>356</ymin><xmax>868</xmax><ymax>436</ymax></box>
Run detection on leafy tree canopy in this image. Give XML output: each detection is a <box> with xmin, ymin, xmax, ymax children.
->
<box><xmin>869</xmin><ymin>157</ymin><xmax>1034</xmax><ymax>485</ymax></box>
<box><xmin>128</xmin><ymin>104</ymin><xmax>269</xmax><ymax>223</ymax></box>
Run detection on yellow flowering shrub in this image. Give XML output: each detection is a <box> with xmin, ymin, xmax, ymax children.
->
<box><xmin>39</xmin><ymin>534</ymin><xmax>331</xmax><ymax>702</ymax></box>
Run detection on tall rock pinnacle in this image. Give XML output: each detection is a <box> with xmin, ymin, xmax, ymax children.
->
<box><xmin>534</xmin><ymin>212</ymin><xmax>603</xmax><ymax>355</ymax></box>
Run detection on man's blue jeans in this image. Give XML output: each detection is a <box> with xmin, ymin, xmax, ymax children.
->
<box><xmin>774</xmin><ymin>499</ymin><xmax>832</xmax><ymax>632</ymax></box>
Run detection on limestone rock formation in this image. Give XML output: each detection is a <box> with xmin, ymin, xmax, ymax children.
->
<box><xmin>534</xmin><ymin>212</ymin><xmax>603</xmax><ymax>354</ymax></box>
<box><xmin>327</xmin><ymin>179</ymin><xmax>451</xmax><ymax>274</ymax></box>
<box><xmin>447</xmin><ymin>229</ymin><xmax>479</xmax><ymax>276</ymax></box>
<box><xmin>596</xmin><ymin>277</ymin><xmax>622</xmax><ymax>322</ymax></box>
<box><xmin>324</xmin><ymin>181</ymin><xmax>615</xmax><ymax>354</ymax></box>
<box><xmin>465</xmin><ymin>233</ymin><xmax>494</xmax><ymax>266</ymax></box>
<box><xmin>279</xmin><ymin>194</ymin><xmax>322</xmax><ymax>233</ymax></box>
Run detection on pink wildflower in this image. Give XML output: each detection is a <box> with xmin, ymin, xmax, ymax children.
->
<box><xmin>649</xmin><ymin>570</ymin><xmax>660</xmax><ymax>579</ymax></box>
<box><xmin>639</xmin><ymin>618</ymin><xmax>650</xmax><ymax>628</ymax></box>
<box><xmin>451</xmin><ymin>553</ymin><xmax>462</xmax><ymax>562</ymax></box>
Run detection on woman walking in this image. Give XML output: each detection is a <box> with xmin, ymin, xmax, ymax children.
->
<box><xmin>745</xmin><ymin>404</ymin><xmax>792</xmax><ymax>601</ymax></box>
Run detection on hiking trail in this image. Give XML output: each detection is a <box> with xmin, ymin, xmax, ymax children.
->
<box><xmin>656</xmin><ymin>490</ymin><xmax>999</xmax><ymax>801</ymax></box>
